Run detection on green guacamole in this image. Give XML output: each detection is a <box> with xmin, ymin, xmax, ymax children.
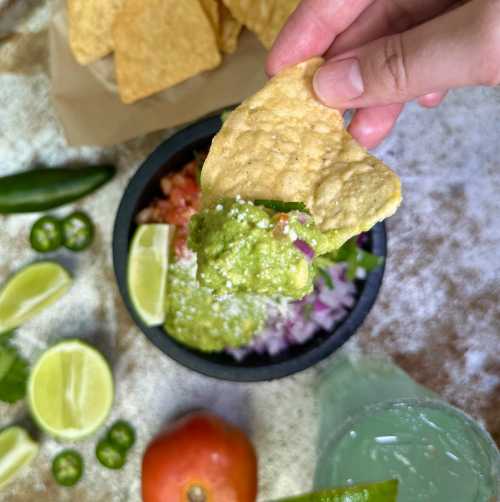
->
<box><xmin>164</xmin><ymin>256</ymin><xmax>268</xmax><ymax>351</ymax></box>
<box><xmin>189</xmin><ymin>199</ymin><xmax>315</xmax><ymax>299</ymax></box>
<box><xmin>188</xmin><ymin>199</ymin><xmax>351</xmax><ymax>299</ymax></box>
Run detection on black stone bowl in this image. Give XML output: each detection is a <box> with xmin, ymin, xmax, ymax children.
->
<box><xmin>113</xmin><ymin>114</ymin><xmax>387</xmax><ymax>382</ymax></box>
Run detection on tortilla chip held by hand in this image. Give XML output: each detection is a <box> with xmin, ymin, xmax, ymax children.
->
<box><xmin>201</xmin><ymin>58</ymin><xmax>402</xmax><ymax>239</ymax></box>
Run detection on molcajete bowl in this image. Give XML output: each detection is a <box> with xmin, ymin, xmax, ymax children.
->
<box><xmin>113</xmin><ymin>114</ymin><xmax>387</xmax><ymax>382</ymax></box>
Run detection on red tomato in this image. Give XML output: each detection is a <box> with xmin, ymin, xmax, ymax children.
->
<box><xmin>160</xmin><ymin>204</ymin><xmax>186</xmax><ymax>227</ymax></box>
<box><xmin>154</xmin><ymin>160</ymin><xmax>202</xmax><ymax>255</ymax></box>
<box><xmin>180</xmin><ymin>177</ymin><xmax>200</xmax><ymax>198</ymax></box>
<box><xmin>170</xmin><ymin>187</ymin><xmax>188</xmax><ymax>208</ymax></box>
<box><xmin>182</xmin><ymin>159</ymin><xmax>198</xmax><ymax>178</ymax></box>
<box><xmin>142</xmin><ymin>412</ymin><xmax>258</xmax><ymax>502</ymax></box>
<box><xmin>272</xmin><ymin>213</ymin><xmax>289</xmax><ymax>238</ymax></box>
<box><xmin>173</xmin><ymin>227</ymin><xmax>189</xmax><ymax>258</ymax></box>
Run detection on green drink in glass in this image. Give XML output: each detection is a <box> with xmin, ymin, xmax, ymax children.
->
<box><xmin>315</xmin><ymin>355</ymin><xmax>500</xmax><ymax>501</ymax></box>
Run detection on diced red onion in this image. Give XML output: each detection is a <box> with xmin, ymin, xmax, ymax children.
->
<box><xmin>288</xmin><ymin>318</ymin><xmax>317</xmax><ymax>343</ymax></box>
<box><xmin>311</xmin><ymin>309</ymin><xmax>337</xmax><ymax>330</ymax></box>
<box><xmin>227</xmin><ymin>263</ymin><xmax>357</xmax><ymax>360</ymax></box>
<box><xmin>297</xmin><ymin>213</ymin><xmax>310</xmax><ymax>224</ymax></box>
<box><xmin>314</xmin><ymin>298</ymin><xmax>330</xmax><ymax>312</ymax></box>
<box><xmin>293</xmin><ymin>239</ymin><xmax>315</xmax><ymax>260</ymax></box>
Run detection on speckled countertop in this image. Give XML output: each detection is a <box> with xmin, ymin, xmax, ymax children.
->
<box><xmin>0</xmin><ymin>1</ymin><xmax>499</xmax><ymax>501</ymax></box>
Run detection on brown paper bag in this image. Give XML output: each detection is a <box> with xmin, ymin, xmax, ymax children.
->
<box><xmin>49</xmin><ymin>4</ymin><xmax>268</xmax><ymax>147</ymax></box>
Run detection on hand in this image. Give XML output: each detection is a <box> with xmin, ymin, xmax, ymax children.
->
<box><xmin>267</xmin><ymin>0</ymin><xmax>500</xmax><ymax>148</ymax></box>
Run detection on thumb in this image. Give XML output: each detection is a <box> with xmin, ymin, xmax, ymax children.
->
<box><xmin>313</xmin><ymin>0</ymin><xmax>500</xmax><ymax>108</ymax></box>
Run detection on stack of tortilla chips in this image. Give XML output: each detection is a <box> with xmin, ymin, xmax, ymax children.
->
<box><xmin>67</xmin><ymin>0</ymin><xmax>300</xmax><ymax>103</ymax></box>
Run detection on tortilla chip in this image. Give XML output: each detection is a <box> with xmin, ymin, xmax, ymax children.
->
<box><xmin>199</xmin><ymin>0</ymin><xmax>220</xmax><ymax>34</ymax></box>
<box><xmin>201</xmin><ymin>58</ymin><xmax>402</xmax><ymax>235</ymax></box>
<box><xmin>218</xmin><ymin>2</ymin><xmax>242</xmax><ymax>54</ymax></box>
<box><xmin>67</xmin><ymin>0</ymin><xmax>126</xmax><ymax>65</ymax></box>
<box><xmin>222</xmin><ymin>0</ymin><xmax>300</xmax><ymax>49</ymax></box>
<box><xmin>113</xmin><ymin>0</ymin><xmax>221</xmax><ymax>104</ymax></box>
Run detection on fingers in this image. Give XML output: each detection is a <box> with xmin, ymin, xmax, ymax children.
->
<box><xmin>327</xmin><ymin>0</ymin><xmax>457</xmax><ymax>56</ymax></box>
<box><xmin>312</xmin><ymin>0</ymin><xmax>500</xmax><ymax>109</ymax></box>
<box><xmin>418</xmin><ymin>91</ymin><xmax>448</xmax><ymax>108</ymax></box>
<box><xmin>348</xmin><ymin>104</ymin><xmax>404</xmax><ymax>149</ymax></box>
<box><xmin>266</xmin><ymin>0</ymin><xmax>374</xmax><ymax>76</ymax></box>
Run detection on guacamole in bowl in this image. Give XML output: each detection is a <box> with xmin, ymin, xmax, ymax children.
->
<box><xmin>112</xmin><ymin>114</ymin><xmax>387</xmax><ymax>381</ymax></box>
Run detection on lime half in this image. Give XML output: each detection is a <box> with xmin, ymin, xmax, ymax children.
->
<box><xmin>275</xmin><ymin>480</ymin><xmax>399</xmax><ymax>502</ymax></box>
<box><xmin>0</xmin><ymin>426</ymin><xmax>39</xmax><ymax>488</ymax></box>
<box><xmin>128</xmin><ymin>224</ymin><xmax>171</xmax><ymax>326</ymax></box>
<box><xmin>28</xmin><ymin>340</ymin><xmax>113</xmax><ymax>441</ymax></box>
<box><xmin>0</xmin><ymin>262</ymin><xmax>72</xmax><ymax>333</ymax></box>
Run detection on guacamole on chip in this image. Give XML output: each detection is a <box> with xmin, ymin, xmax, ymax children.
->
<box><xmin>189</xmin><ymin>198</ymin><xmax>356</xmax><ymax>299</ymax></box>
<box><xmin>195</xmin><ymin>57</ymin><xmax>401</xmax><ymax>298</ymax></box>
<box><xmin>189</xmin><ymin>199</ymin><xmax>313</xmax><ymax>298</ymax></box>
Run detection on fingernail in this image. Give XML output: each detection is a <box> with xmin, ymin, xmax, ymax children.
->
<box><xmin>313</xmin><ymin>58</ymin><xmax>364</xmax><ymax>106</ymax></box>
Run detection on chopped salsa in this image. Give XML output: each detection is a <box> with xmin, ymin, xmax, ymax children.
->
<box><xmin>136</xmin><ymin>159</ymin><xmax>201</xmax><ymax>258</ymax></box>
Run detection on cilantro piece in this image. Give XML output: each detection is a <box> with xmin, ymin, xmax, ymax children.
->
<box><xmin>317</xmin><ymin>268</ymin><xmax>335</xmax><ymax>289</ymax></box>
<box><xmin>221</xmin><ymin>109</ymin><xmax>232</xmax><ymax>123</ymax></box>
<box><xmin>254</xmin><ymin>199</ymin><xmax>309</xmax><ymax>213</ymax></box>
<box><xmin>302</xmin><ymin>303</ymin><xmax>314</xmax><ymax>320</ymax></box>
<box><xmin>336</xmin><ymin>238</ymin><xmax>384</xmax><ymax>280</ymax></box>
<box><xmin>0</xmin><ymin>333</ymin><xmax>29</xmax><ymax>404</ymax></box>
<box><xmin>0</xmin><ymin>331</ymin><xmax>14</xmax><ymax>343</ymax></box>
<box><xmin>312</xmin><ymin>237</ymin><xmax>383</xmax><ymax>281</ymax></box>
<box><xmin>193</xmin><ymin>150</ymin><xmax>206</xmax><ymax>185</ymax></box>
<box><xmin>313</xmin><ymin>255</ymin><xmax>337</xmax><ymax>271</ymax></box>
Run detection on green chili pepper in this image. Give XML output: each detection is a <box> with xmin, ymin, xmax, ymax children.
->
<box><xmin>61</xmin><ymin>211</ymin><xmax>95</xmax><ymax>252</ymax></box>
<box><xmin>96</xmin><ymin>439</ymin><xmax>126</xmax><ymax>469</ymax></box>
<box><xmin>52</xmin><ymin>450</ymin><xmax>83</xmax><ymax>487</ymax></box>
<box><xmin>0</xmin><ymin>165</ymin><xmax>115</xmax><ymax>214</ymax></box>
<box><xmin>29</xmin><ymin>215</ymin><xmax>63</xmax><ymax>253</ymax></box>
<box><xmin>254</xmin><ymin>199</ymin><xmax>309</xmax><ymax>213</ymax></box>
<box><xmin>107</xmin><ymin>420</ymin><xmax>136</xmax><ymax>452</ymax></box>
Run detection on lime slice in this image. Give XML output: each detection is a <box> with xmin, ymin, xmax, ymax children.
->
<box><xmin>127</xmin><ymin>224</ymin><xmax>171</xmax><ymax>326</ymax></box>
<box><xmin>28</xmin><ymin>340</ymin><xmax>113</xmax><ymax>441</ymax></box>
<box><xmin>275</xmin><ymin>480</ymin><xmax>398</xmax><ymax>502</ymax></box>
<box><xmin>0</xmin><ymin>262</ymin><xmax>72</xmax><ymax>333</ymax></box>
<box><xmin>0</xmin><ymin>426</ymin><xmax>39</xmax><ymax>488</ymax></box>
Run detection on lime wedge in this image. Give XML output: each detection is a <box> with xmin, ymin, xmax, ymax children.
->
<box><xmin>28</xmin><ymin>340</ymin><xmax>113</xmax><ymax>441</ymax></box>
<box><xmin>127</xmin><ymin>224</ymin><xmax>171</xmax><ymax>326</ymax></box>
<box><xmin>275</xmin><ymin>480</ymin><xmax>398</xmax><ymax>502</ymax></box>
<box><xmin>0</xmin><ymin>262</ymin><xmax>72</xmax><ymax>333</ymax></box>
<box><xmin>0</xmin><ymin>426</ymin><xmax>39</xmax><ymax>488</ymax></box>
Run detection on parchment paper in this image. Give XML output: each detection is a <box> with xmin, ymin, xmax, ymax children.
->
<box><xmin>48</xmin><ymin>4</ymin><xmax>268</xmax><ymax>147</ymax></box>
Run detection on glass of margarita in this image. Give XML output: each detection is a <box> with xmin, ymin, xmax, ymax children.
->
<box><xmin>315</xmin><ymin>355</ymin><xmax>500</xmax><ymax>502</ymax></box>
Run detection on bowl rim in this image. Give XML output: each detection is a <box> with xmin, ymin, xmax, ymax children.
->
<box><xmin>112</xmin><ymin>115</ymin><xmax>387</xmax><ymax>382</ymax></box>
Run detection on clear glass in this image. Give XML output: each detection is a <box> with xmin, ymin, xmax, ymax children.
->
<box><xmin>315</xmin><ymin>354</ymin><xmax>500</xmax><ymax>502</ymax></box>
